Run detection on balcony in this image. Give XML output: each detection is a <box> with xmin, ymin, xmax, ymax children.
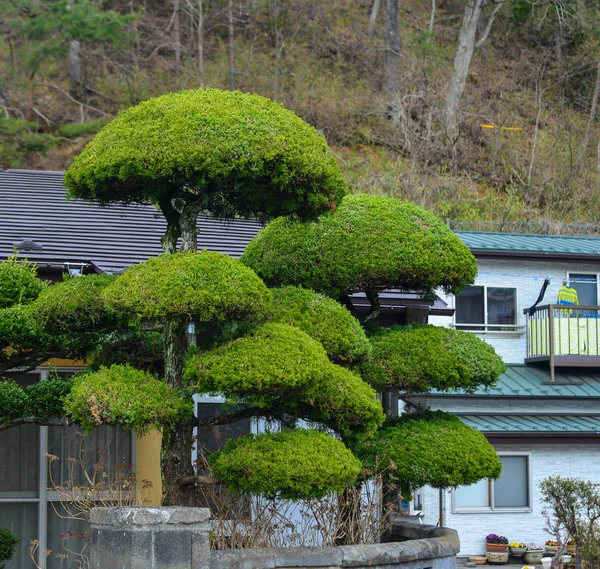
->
<box><xmin>524</xmin><ymin>304</ymin><xmax>600</xmax><ymax>382</ymax></box>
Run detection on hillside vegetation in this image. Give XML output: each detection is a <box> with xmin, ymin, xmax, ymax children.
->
<box><xmin>2</xmin><ymin>0</ymin><xmax>600</xmax><ymax>226</ymax></box>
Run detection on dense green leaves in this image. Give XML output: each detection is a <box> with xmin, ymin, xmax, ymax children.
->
<box><xmin>241</xmin><ymin>194</ymin><xmax>478</xmax><ymax>299</ymax></box>
<box><xmin>64</xmin><ymin>89</ymin><xmax>346</xmax><ymax>221</ymax></box>
<box><xmin>0</xmin><ymin>527</ymin><xmax>22</xmax><ymax>569</ymax></box>
<box><xmin>65</xmin><ymin>364</ymin><xmax>193</xmax><ymax>433</ymax></box>
<box><xmin>0</xmin><ymin>377</ymin><xmax>72</xmax><ymax>424</ymax></box>
<box><xmin>359</xmin><ymin>411</ymin><xmax>502</xmax><ymax>498</ymax></box>
<box><xmin>186</xmin><ymin>322</ymin><xmax>384</xmax><ymax>437</ymax></box>
<box><xmin>210</xmin><ymin>429</ymin><xmax>362</xmax><ymax>500</ymax></box>
<box><xmin>31</xmin><ymin>273</ymin><xmax>115</xmax><ymax>334</ymax></box>
<box><xmin>103</xmin><ymin>251</ymin><xmax>271</xmax><ymax>322</ymax></box>
<box><xmin>0</xmin><ymin>257</ymin><xmax>45</xmax><ymax>309</ymax></box>
<box><xmin>270</xmin><ymin>286</ymin><xmax>371</xmax><ymax>362</ymax></box>
<box><xmin>360</xmin><ymin>324</ymin><xmax>505</xmax><ymax>393</ymax></box>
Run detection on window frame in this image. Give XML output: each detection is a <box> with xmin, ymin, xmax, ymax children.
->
<box><xmin>453</xmin><ymin>284</ymin><xmax>521</xmax><ymax>333</ymax></box>
<box><xmin>567</xmin><ymin>272</ymin><xmax>599</xmax><ymax>306</ymax></box>
<box><xmin>452</xmin><ymin>452</ymin><xmax>532</xmax><ymax>514</ymax></box>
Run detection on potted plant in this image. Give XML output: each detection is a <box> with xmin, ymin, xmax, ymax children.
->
<box><xmin>509</xmin><ymin>542</ymin><xmax>528</xmax><ymax>557</ymax></box>
<box><xmin>486</xmin><ymin>534</ymin><xmax>509</xmax><ymax>552</ymax></box>
<box><xmin>524</xmin><ymin>543</ymin><xmax>544</xmax><ymax>564</ymax></box>
<box><xmin>544</xmin><ymin>540</ymin><xmax>559</xmax><ymax>554</ymax></box>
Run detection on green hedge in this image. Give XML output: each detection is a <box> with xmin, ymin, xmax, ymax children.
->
<box><xmin>210</xmin><ymin>429</ymin><xmax>362</xmax><ymax>500</ymax></box>
<box><xmin>0</xmin><ymin>257</ymin><xmax>45</xmax><ymax>309</ymax></box>
<box><xmin>360</xmin><ymin>324</ymin><xmax>505</xmax><ymax>393</ymax></box>
<box><xmin>65</xmin><ymin>364</ymin><xmax>193</xmax><ymax>433</ymax></box>
<box><xmin>359</xmin><ymin>411</ymin><xmax>502</xmax><ymax>497</ymax></box>
<box><xmin>241</xmin><ymin>194</ymin><xmax>477</xmax><ymax>299</ymax></box>
<box><xmin>31</xmin><ymin>273</ymin><xmax>115</xmax><ymax>333</ymax></box>
<box><xmin>103</xmin><ymin>251</ymin><xmax>271</xmax><ymax>322</ymax></box>
<box><xmin>270</xmin><ymin>286</ymin><xmax>371</xmax><ymax>362</ymax></box>
<box><xmin>64</xmin><ymin>89</ymin><xmax>346</xmax><ymax>221</ymax></box>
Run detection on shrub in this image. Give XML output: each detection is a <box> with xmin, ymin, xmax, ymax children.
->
<box><xmin>241</xmin><ymin>194</ymin><xmax>477</xmax><ymax>299</ymax></box>
<box><xmin>360</xmin><ymin>324</ymin><xmax>505</xmax><ymax>392</ymax></box>
<box><xmin>58</xmin><ymin>119</ymin><xmax>110</xmax><ymax>138</ymax></box>
<box><xmin>0</xmin><ymin>380</ymin><xmax>29</xmax><ymax>423</ymax></box>
<box><xmin>31</xmin><ymin>273</ymin><xmax>115</xmax><ymax>333</ymax></box>
<box><xmin>358</xmin><ymin>410</ymin><xmax>502</xmax><ymax>498</ymax></box>
<box><xmin>0</xmin><ymin>528</ymin><xmax>22</xmax><ymax>569</ymax></box>
<box><xmin>0</xmin><ymin>257</ymin><xmax>45</xmax><ymax>309</ymax></box>
<box><xmin>26</xmin><ymin>379</ymin><xmax>73</xmax><ymax>419</ymax></box>
<box><xmin>210</xmin><ymin>429</ymin><xmax>362</xmax><ymax>500</ymax></box>
<box><xmin>64</xmin><ymin>89</ymin><xmax>346</xmax><ymax>221</ymax></box>
<box><xmin>270</xmin><ymin>286</ymin><xmax>371</xmax><ymax>363</ymax></box>
<box><xmin>103</xmin><ymin>252</ymin><xmax>271</xmax><ymax>323</ymax></box>
<box><xmin>65</xmin><ymin>364</ymin><xmax>193</xmax><ymax>433</ymax></box>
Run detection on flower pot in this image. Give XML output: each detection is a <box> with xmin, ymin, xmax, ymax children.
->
<box><xmin>487</xmin><ymin>543</ymin><xmax>509</xmax><ymax>552</ymax></box>
<box><xmin>545</xmin><ymin>546</ymin><xmax>559</xmax><ymax>554</ymax></box>
<box><xmin>567</xmin><ymin>544</ymin><xmax>576</xmax><ymax>555</ymax></box>
<box><xmin>541</xmin><ymin>557</ymin><xmax>553</xmax><ymax>569</ymax></box>
<box><xmin>524</xmin><ymin>551</ymin><xmax>544</xmax><ymax>564</ymax></box>
<box><xmin>486</xmin><ymin>551</ymin><xmax>509</xmax><ymax>565</ymax></box>
<box><xmin>510</xmin><ymin>547</ymin><xmax>527</xmax><ymax>557</ymax></box>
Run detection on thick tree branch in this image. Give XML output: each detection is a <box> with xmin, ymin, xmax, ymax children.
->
<box><xmin>475</xmin><ymin>0</ymin><xmax>505</xmax><ymax>48</ymax></box>
<box><xmin>0</xmin><ymin>416</ymin><xmax>69</xmax><ymax>432</ymax></box>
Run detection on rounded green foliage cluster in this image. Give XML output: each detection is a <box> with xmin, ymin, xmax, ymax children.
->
<box><xmin>210</xmin><ymin>429</ymin><xmax>362</xmax><ymax>500</ymax></box>
<box><xmin>186</xmin><ymin>322</ymin><xmax>333</xmax><ymax>406</ymax></box>
<box><xmin>0</xmin><ymin>527</ymin><xmax>22</xmax><ymax>569</ymax></box>
<box><xmin>64</xmin><ymin>89</ymin><xmax>346</xmax><ymax>220</ymax></box>
<box><xmin>0</xmin><ymin>379</ymin><xmax>29</xmax><ymax>422</ymax></box>
<box><xmin>359</xmin><ymin>411</ymin><xmax>502</xmax><ymax>498</ymax></box>
<box><xmin>31</xmin><ymin>274</ymin><xmax>115</xmax><ymax>333</ymax></box>
<box><xmin>360</xmin><ymin>325</ymin><xmax>505</xmax><ymax>393</ymax></box>
<box><xmin>0</xmin><ymin>258</ymin><xmax>45</xmax><ymax>309</ymax></box>
<box><xmin>270</xmin><ymin>286</ymin><xmax>371</xmax><ymax>363</ymax></box>
<box><xmin>0</xmin><ymin>378</ymin><xmax>73</xmax><ymax>424</ymax></box>
<box><xmin>241</xmin><ymin>194</ymin><xmax>478</xmax><ymax>299</ymax></box>
<box><xmin>103</xmin><ymin>251</ymin><xmax>271</xmax><ymax>322</ymax></box>
<box><xmin>186</xmin><ymin>322</ymin><xmax>383</xmax><ymax>437</ymax></box>
<box><xmin>65</xmin><ymin>364</ymin><xmax>193</xmax><ymax>433</ymax></box>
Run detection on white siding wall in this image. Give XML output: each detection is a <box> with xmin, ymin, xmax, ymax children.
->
<box><xmin>431</xmin><ymin>258</ymin><xmax>600</xmax><ymax>364</ymax></box>
<box><xmin>421</xmin><ymin>442</ymin><xmax>600</xmax><ymax>556</ymax></box>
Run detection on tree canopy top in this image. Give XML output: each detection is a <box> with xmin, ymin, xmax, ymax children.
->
<box><xmin>64</xmin><ymin>89</ymin><xmax>347</xmax><ymax>221</ymax></box>
<box><xmin>241</xmin><ymin>194</ymin><xmax>478</xmax><ymax>299</ymax></box>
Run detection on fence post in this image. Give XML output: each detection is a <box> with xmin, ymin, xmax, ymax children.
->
<box><xmin>90</xmin><ymin>506</ymin><xmax>211</xmax><ymax>569</ymax></box>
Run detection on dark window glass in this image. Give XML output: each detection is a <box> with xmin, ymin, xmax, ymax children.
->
<box><xmin>487</xmin><ymin>287</ymin><xmax>516</xmax><ymax>326</ymax></box>
<box><xmin>569</xmin><ymin>274</ymin><xmax>598</xmax><ymax>306</ymax></box>
<box><xmin>456</xmin><ymin>286</ymin><xmax>485</xmax><ymax>330</ymax></box>
<box><xmin>0</xmin><ymin>503</ymin><xmax>38</xmax><ymax>569</ymax></box>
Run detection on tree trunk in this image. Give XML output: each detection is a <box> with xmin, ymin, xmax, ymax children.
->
<box><xmin>68</xmin><ymin>40</ymin><xmax>84</xmax><ymax>102</ymax></box>
<box><xmin>368</xmin><ymin>0</ymin><xmax>381</xmax><ymax>37</ymax></box>
<box><xmin>382</xmin><ymin>0</ymin><xmax>401</xmax><ymax>98</ymax></box>
<box><xmin>173</xmin><ymin>0</ymin><xmax>182</xmax><ymax>77</ymax></box>
<box><xmin>161</xmin><ymin>316</ymin><xmax>195</xmax><ymax>506</ymax></box>
<box><xmin>443</xmin><ymin>0</ymin><xmax>485</xmax><ymax>139</ymax></box>
<box><xmin>198</xmin><ymin>0</ymin><xmax>204</xmax><ymax>82</ymax></box>
<box><xmin>580</xmin><ymin>60</ymin><xmax>600</xmax><ymax>167</ymax></box>
<box><xmin>228</xmin><ymin>0</ymin><xmax>235</xmax><ymax>90</ymax></box>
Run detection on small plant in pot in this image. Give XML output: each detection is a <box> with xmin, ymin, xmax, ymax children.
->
<box><xmin>509</xmin><ymin>542</ymin><xmax>528</xmax><ymax>556</ymax></box>
<box><xmin>486</xmin><ymin>534</ymin><xmax>509</xmax><ymax>552</ymax></box>
<box><xmin>545</xmin><ymin>540</ymin><xmax>559</xmax><ymax>554</ymax></box>
<box><xmin>0</xmin><ymin>528</ymin><xmax>22</xmax><ymax>569</ymax></box>
<box><xmin>524</xmin><ymin>543</ymin><xmax>544</xmax><ymax>565</ymax></box>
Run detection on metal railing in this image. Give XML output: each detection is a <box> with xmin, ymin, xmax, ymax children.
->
<box><xmin>524</xmin><ymin>304</ymin><xmax>600</xmax><ymax>381</ymax></box>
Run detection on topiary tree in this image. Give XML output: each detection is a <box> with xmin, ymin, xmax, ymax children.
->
<box><xmin>358</xmin><ymin>410</ymin><xmax>502</xmax><ymax>499</ymax></box>
<box><xmin>241</xmin><ymin>193</ymin><xmax>478</xmax><ymax>318</ymax></box>
<box><xmin>241</xmin><ymin>193</ymin><xmax>505</xmax><ymax>528</ymax></box>
<box><xmin>64</xmin><ymin>88</ymin><xmax>347</xmax><ymax>253</ymax></box>
<box><xmin>0</xmin><ymin>527</ymin><xmax>22</xmax><ymax>569</ymax></box>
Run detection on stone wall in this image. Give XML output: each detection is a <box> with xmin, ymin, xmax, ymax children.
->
<box><xmin>90</xmin><ymin>507</ymin><xmax>459</xmax><ymax>569</ymax></box>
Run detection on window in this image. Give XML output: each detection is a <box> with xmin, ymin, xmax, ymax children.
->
<box><xmin>568</xmin><ymin>273</ymin><xmax>598</xmax><ymax>306</ymax></box>
<box><xmin>454</xmin><ymin>454</ymin><xmax>530</xmax><ymax>512</ymax></box>
<box><xmin>455</xmin><ymin>285</ymin><xmax>518</xmax><ymax>331</ymax></box>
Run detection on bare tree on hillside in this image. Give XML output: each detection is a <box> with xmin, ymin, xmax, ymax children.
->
<box><xmin>444</xmin><ymin>0</ymin><xmax>505</xmax><ymax>140</ymax></box>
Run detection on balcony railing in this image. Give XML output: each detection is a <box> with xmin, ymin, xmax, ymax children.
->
<box><xmin>524</xmin><ymin>304</ymin><xmax>600</xmax><ymax>381</ymax></box>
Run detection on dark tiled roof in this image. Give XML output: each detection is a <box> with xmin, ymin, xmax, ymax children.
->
<box><xmin>0</xmin><ymin>169</ymin><xmax>262</xmax><ymax>273</ymax></box>
<box><xmin>457</xmin><ymin>231</ymin><xmax>600</xmax><ymax>258</ymax></box>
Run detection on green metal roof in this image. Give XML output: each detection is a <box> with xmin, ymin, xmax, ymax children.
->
<box><xmin>428</xmin><ymin>365</ymin><xmax>600</xmax><ymax>398</ymax></box>
<box><xmin>456</xmin><ymin>231</ymin><xmax>600</xmax><ymax>257</ymax></box>
<box><xmin>459</xmin><ymin>414</ymin><xmax>600</xmax><ymax>433</ymax></box>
